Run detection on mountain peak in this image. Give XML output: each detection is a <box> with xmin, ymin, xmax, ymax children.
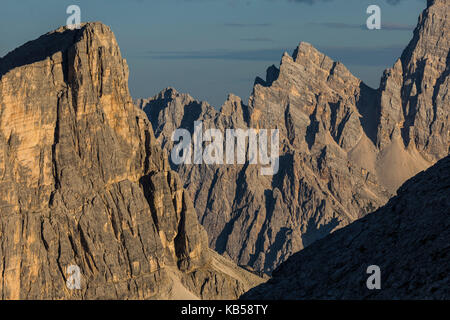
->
<box><xmin>377</xmin><ymin>0</ymin><xmax>449</xmax><ymax>161</ymax></box>
<box><xmin>0</xmin><ymin>21</ymin><xmax>262</xmax><ymax>299</ymax></box>
<box><xmin>1</xmin><ymin>22</ymin><xmax>116</xmax><ymax>75</ymax></box>
<box><xmin>50</xmin><ymin>21</ymin><xmax>109</xmax><ymax>34</ymax></box>
<box><xmin>292</xmin><ymin>42</ymin><xmax>316</xmax><ymax>61</ymax></box>
<box><xmin>428</xmin><ymin>0</ymin><xmax>446</xmax><ymax>6</ymax></box>
<box><xmin>141</xmin><ymin>0</ymin><xmax>448</xmax><ymax>275</ymax></box>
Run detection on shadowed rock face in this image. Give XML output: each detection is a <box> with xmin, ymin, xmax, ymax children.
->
<box><xmin>137</xmin><ymin>0</ymin><xmax>449</xmax><ymax>274</ymax></box>
<box><xmin>241</xmin><ymin>155</ymin><xmax>450</xmax><ymax>300</ymax></box>
<box><xmin>0</xmin><ymin>23</ymin><xmax>262</xmax><ymax>299</ymax></box>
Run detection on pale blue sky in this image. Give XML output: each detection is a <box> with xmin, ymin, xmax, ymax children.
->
<box><xmin>0</xmin><ymin>0</ymin><xmax>425</xmax><ymax>106</ymax></box>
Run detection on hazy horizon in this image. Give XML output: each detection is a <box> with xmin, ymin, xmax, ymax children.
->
<box><xmin>0</xmin><ymin>0</ymin><xmax>425</xmax><ymax>107</ymax></box>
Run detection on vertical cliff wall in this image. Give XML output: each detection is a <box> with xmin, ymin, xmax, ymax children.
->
<box><xmin>0</xmin><ymin>23</ymin><xmax>262</xmax><ymax>299</ymax></box>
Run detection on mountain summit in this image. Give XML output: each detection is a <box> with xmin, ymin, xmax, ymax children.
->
<box><xmin>138</xmin><ymin>0</ymin><xmax>449</xmax><ymax>273</ymax></box>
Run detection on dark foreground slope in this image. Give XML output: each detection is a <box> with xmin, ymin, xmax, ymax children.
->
<box><xmin>241</xmin><ymin>156</ymin><xmax>449</xmax><ymax>300</ymax></box>
<box><xmin>0</xmin><ymin>23</ymin><xmax>262</xmax><ymax>299</ymax></box>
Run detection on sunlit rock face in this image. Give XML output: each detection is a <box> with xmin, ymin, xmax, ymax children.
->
<box><xmin>0</xmin><ymin>23</ymin><xmax>263</xmax><ymax>300</ymax></box>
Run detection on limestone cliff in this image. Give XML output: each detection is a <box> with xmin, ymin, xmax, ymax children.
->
<box><xmin>0</xmin><ymin>23</ymin><xmax>262</xmax><ymax>299</ymax></box>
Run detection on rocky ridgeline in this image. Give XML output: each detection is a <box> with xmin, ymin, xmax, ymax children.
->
<box><xmin>0</xmin><ymin>23</ymin><xmax>262</xmax><ymax>299</ymax></box>
<box><xmin>137</xmin><ymin>0</ymin><xmax>449</xmax><ymax>274</ymax></box>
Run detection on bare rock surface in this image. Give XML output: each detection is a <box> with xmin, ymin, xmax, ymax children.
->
<box><xmin>0</xmin><ymin>23</ymin><xmax>263</xmax><ymax>299</ymax></box>
<box><xmin>137</xmin><ymin>0</ymin><xmax>449</xmax><ymax>274</ymax></box>
<box><xmin>241</xmin><ymin>155</ymin><xmax>450</xmax><ymax>300</ymax></box>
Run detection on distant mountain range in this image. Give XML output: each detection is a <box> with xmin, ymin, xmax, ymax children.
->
<box><xmin>136</xmin><ymin>0</ymin><xmax>449</xmax><ymax>274</ymax></box>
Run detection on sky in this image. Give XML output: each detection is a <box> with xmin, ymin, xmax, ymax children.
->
<box><xmin>0</xmin><ymin>0</ymin><xmax>426</xmax><ymax>107</ymax></box>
